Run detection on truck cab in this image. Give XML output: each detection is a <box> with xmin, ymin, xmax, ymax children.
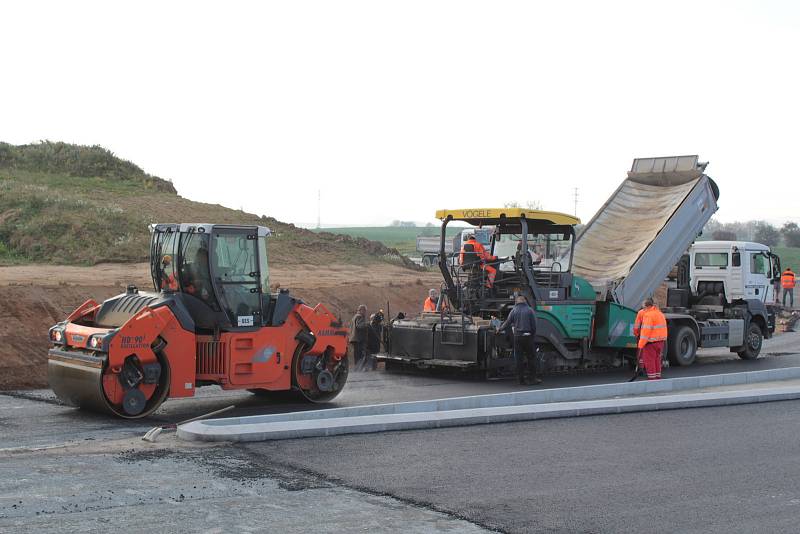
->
<box><xmin>689</xmin><ymin>241</ymin><xmax>781</xmax><ymax>305</ymax></box>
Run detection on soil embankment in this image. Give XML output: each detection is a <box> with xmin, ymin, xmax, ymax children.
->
<box><xmin>0</xmin><ymin>263</ymin><xmax>440</xmax><ymax>390</ymax></box>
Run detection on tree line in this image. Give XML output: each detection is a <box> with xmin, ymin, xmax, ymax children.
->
<box><xmin>704</xmin><ymin>219</ymin><xmax>800</xmax><ymax>247</ymax></box>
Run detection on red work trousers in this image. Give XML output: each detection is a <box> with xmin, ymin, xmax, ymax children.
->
<box><xmin>640</xmin><ymin>341</ymin><xmax>664</xmax><ymax>380</ymax></box>
<box><xmin>482</xmin><ymin>264</ymin><xmax>497</xmax><ymax>288</ymax></box>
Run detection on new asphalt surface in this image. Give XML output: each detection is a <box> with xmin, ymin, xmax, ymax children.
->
<box><xmin>1</xmin><ymin>331</ymin><xmax>798</xmax><ymax>532</ymax></box>
<box><xmin>248</xmin><ymin>400</ymin><xmax>800</xmax><ymax>533</ymax></box>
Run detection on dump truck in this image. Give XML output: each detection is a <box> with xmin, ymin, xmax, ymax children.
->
<box><xmin>378</xmin><ymin>155</ymin><xmax>775</xmax><ymax>374</ymax></box>
<box><xmin>47</xmin><ymin>223</ymin><xmax>349</xmax><ymax>418</ymax></box>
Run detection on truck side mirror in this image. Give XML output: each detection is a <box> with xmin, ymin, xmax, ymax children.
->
<box><xmin>732</xmin><ymin>252</ymin><xmax>741</xmax><ymax>267</ymax></box>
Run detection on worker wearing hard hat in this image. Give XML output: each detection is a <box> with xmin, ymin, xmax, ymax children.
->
<box><xmin>633</xmin><ymin>298</ymin><xmax>668</xmax><ymax>380</ymax></box>
<box><xmin>459</xmin><ymin>233</ymin><xmax>497</xmax><ymax>288</ymax></box>
<box><xmin>782</xmin><ymin>267</ymin><xmax>796</xmax><ymax>308</ymax></box>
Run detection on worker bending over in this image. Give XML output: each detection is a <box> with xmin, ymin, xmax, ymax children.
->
<box><xmin>782</xmin><ymin>267</ymin><xmax>796</xmax><ymax>308</ymax></box>
<box><xmin>459</xmin><ymin>233</ymin><xmax>497</xmax><ymax>288</ymax></box>
<box><xmin>497</xmin><ymin>295</ymin><xmax>541</xmax><ymax>385</ymax></box>
<box><xmin>634</xmin><ymin>298</ymin><xmax>668</xmax><ymax>380</ymax></box>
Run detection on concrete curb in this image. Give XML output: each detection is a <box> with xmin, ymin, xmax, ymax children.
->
<box><xmin>178</xmin><ymin>367</ymin><xmax>800</xmax><ymax>442</ymax></box>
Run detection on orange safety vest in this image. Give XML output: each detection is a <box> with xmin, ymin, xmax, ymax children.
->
<box><xmin>162</xmin><ymin>272</ymin><xmax>178</xmax><ymax>291</ymax></box>
<box><xmin>634</xmin><ymin>306</ymin><xmax>668</xmax><ymax>349</ymax></box>
<box><xmin>459</xmin><ymin>238</ymin><xmax>494</xmax><ymax>265</ymax></box>
<box><xmin>423</xmin><ymin>297</ymin><xmax>436</xmax><ymax>312</ymax></box>
<box><xmin>782</xmin><ymin>270</ymin><xmax>796</xmax><ymax>289</ymax></box>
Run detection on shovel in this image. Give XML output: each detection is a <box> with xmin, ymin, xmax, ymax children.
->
<box><xmin>142</xmin><ymin>405</ymin><xmax>236</xmax><ymax>442</ymax></box>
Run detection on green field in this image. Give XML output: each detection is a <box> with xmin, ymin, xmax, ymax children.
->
<box><xmin>774</xmin><ymin>247</ymin><xmax>800</xmax><ymax>270</ymax></box>
<box><xmin>312</xmin><ymin>226</ymin><xmax>465</xmax><ymax>255</ymax></box>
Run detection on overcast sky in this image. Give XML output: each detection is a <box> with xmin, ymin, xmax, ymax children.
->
<box><xmin>2</xmin><ymin>1</ymin><xmax>799</xmax><ymax>227</ymax></box>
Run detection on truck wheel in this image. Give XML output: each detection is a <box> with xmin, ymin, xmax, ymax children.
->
<box><xmin>422</xmin><ymin>256</ymin><xmax>433</xmax><ymax>267</ymax></box>
<box><xmin>668</xmin><ymin>325</ymin><xmax>697</xmax><ymax>366</ymax></box>
<box><xmin>737</xmin><ymin>323</ymin><xmax>763</xmax><ymax>360</ymax></box>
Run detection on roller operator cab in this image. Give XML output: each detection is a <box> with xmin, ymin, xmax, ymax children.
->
<box><xmin>378</xmin><ymin>208</ymin><xmax>617</xmax><ymax>376</ymax></box>
<box><xmin>47</xmin><ymin>223</ymin><xmax>349</xmax><ymax>419</ymax></box>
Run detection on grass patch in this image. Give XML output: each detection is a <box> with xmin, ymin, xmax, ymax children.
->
<box><xmin>774</xmin><ymin>247</ymin><xmax>800</xmax><ymax>271</ymax></box>
<box><xmin>0</xmin><ymin>141</ymin><xmax>415</xmax><ymax>268</ymax></box>
<box><xmin>312</xmin><ymin>226</ymin><xmax>464</xmax><ymax>255</ymax></box>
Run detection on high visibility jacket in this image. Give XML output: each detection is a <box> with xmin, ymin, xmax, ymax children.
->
<box><xmin>634</xmin><ymin>306</ymin><xmax>668</xmax><ymax>349</ymax></box>
<box><xmin>782</xmin><ymin>269</ymin><xmax>796</xmax><ymax>289</ymax></box>
<box><xmin>164</xmin><ymin>272</ymin><xmax>178</xmax><ymax>291</ymax></box>
<box><xmin>459</xmin><ymin>238</ymin><xmax>495</xmax><ymax>265</ymax></box>
<box><xmin>423</xmin><ymin>297</ymin><xmax>436</xmax><ymax>312</ymax></box>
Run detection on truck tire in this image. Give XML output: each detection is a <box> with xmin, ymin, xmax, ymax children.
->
<box><xmin>668</xmin><ymin>325</ymin><xmax>697</xmax><ymax>366</ymax></box>
<box><xmin>737</xmin><ymin>322</ymin><xmax>763</xmax><ymax>360</ymax></box>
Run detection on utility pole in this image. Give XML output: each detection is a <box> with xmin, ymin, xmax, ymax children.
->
<box><xmin>316</xmin><ymin>189</ymin><xmax>321</xmax><ymax>229</ymax></box>
<box><xmin>573</xmin><ymin>187</ymin><xmax>579</xmax><ymax>217</ymax></box>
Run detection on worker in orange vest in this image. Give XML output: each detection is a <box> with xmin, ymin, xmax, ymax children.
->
<box><xmin>782</xmin><ymin>267</ymin><xmax>796</xmax><ymax>308</ymax></box>
<box><xmin>459</xmin><ymin>234</ymin><xmax>497</xmax><ymax>288</ymax></box>
<box><xmin>633</xmin><ymin>297</ymin><xmax>668</xmax><ymax>380</ymax></box>
<box><xmin>423</xmin><ymin>288</ymin><xmax>441</xmax><ymax>312</ymax></box>
<box><xmin>161</xmin><ymin>255</ymin><xmax>178</xmax><ymax>291</ymax></box>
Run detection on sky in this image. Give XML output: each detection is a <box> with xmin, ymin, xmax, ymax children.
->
<box><xmin>2</xmin><ymin>1</ymin><xmax>799</xmax><ymax>228</ymax></box>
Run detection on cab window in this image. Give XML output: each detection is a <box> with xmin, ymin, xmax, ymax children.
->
<box><xmin>694</xmin><ymin>252</ymin><xmax>728</xmax><ymax>268</ymax></box>
<box><xmin>179</xmin><ymin>233</ymin><xmax>220</xmax><ymax>310</ymax></box>
<box><xmin>211</xmin><ymin>232</ymin><xmax>262</xmax><ymax>326</ymax></box>
<box><xmin>258</xmin><ymin>236</ymin><xmax>270</xmax><ymax>291</ymax></box>
<box><xmin>750</xmin><ymin>252</ymin><xmax>770</xmax><ymax>276</ymax></box>
<box><xmin>152</xmin><ymin>229</ymin><xmax>178</xmax><ymax>291</ymax></box>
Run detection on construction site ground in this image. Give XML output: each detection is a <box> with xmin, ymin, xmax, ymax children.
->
<box><xmin>0</xmin><ymin>262</ymin><xmax>440</xmax><ymax>390</ymax></box>
<box><xmin>1</xmin><ymin>328</ymin><xmax>799</xmax><ymax>532</ymax></box>
<box><xmin>3</xmin><ymin>262</ymin><xmax>800</xmax><ymax>532</ymax></box>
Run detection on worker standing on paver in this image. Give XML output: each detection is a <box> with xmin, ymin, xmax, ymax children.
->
<box><xmin>349</xmin><ymin>304</ymin><xmax>368</xmax><ymax>371</ymax></box>
<box><xmin>782</xmin><ymin>267</ymin><xmax>796</xmax><ymax>308</ymax></box>
<box><xmin>634</xmin><ymin>298</ymin><xmax>668</xmax><ymax>380</ymax></box>
<box><xmin>423</xmin><ymin>289</ymin><xmax>439</xmax><ymax>312</ymax></box>
<box><xmin>459</xmin><ymin>233</ymin><xmax>497</xmax><ymax>289</ymax></box>
<box><xmin>497</xmin><ymin>295</ymin><xmax>541</xmax><ymax>385</ymax></box>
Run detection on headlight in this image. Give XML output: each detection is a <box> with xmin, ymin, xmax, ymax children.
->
<box><xmin>50</xmin><ymin>328</ymin><xmax>64</xmax><ymax>344</ymax></box>
<box><xmin>89</xmin><ymin>335</ymin><xmax>105</xmax><ymax>349</ymax></box>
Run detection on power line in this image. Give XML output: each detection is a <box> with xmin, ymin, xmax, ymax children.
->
<box><xmin>317</xmin><ymin>189</ymin><xmax>321</xmax><ymax>229</ymax></box>
<box><xmin>573</xmin><ymin>187</ymin><xmax>579</xmax><ymax>217</ymax></box>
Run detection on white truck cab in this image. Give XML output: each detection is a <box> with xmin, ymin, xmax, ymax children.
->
<box><xmin>689</xmin><ymin>241</ymin><xmax>781</xmax><ymax>305</ymax></box>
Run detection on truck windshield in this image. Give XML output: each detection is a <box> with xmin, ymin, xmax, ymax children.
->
<box><xmin>695</xmin><ymin>252</ymin><xmax>728</xmax><ymax>268</ymax></box>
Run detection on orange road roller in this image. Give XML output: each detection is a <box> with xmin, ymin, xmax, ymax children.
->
<box><xmin>47</xmin><ymin>223</ymin><xmax>349</xmax><ymax>418</ymax></box>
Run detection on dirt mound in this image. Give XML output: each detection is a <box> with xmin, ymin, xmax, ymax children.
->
<box><xmin>0</xmin><ymin>141</ymin><xmax>416</xmax><ymax>267</ymax></box>
<box><xmin>0</xmin><ymin>263</ymin><xmax>440</xmax><ymax>390</ymax></box>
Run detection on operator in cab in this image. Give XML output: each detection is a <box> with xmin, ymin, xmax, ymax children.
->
<box><xmin>633</xmin><ymin>298</ymin><xmax>668</xmax><ymax>380</ymax></box>
<box><xmin>459</xmin><ymin>233</ymin><xmax>497</xmax><ymax>289</ymax></box>
<box><xmin>160</xmin><ymin>255</ymin><xmax>178</xmax><ymax>291</ymax></box>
